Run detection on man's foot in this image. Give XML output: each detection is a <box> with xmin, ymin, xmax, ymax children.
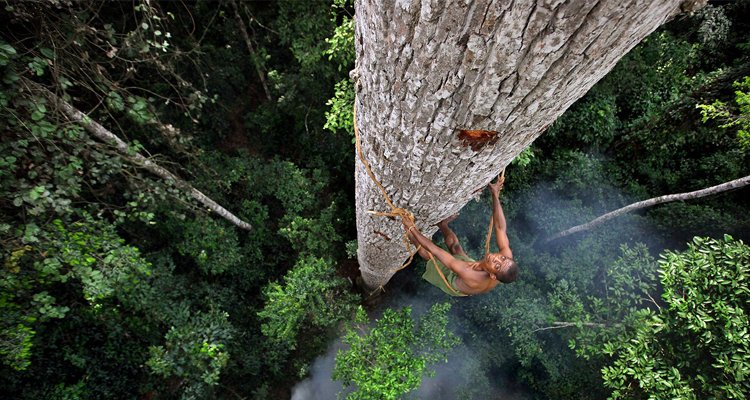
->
<box><xmin>438</xmin><ymin>214</ymin><xmax>459</xmax><ymax>226</ymax></box>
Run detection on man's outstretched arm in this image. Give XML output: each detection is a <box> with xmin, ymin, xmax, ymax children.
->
<box><xmin>488</xmin><ymin>177</ymin><xmax>513</xmax><ymax>258</ymax></box>
<box><xmin>401</xmin><ymin>216</ymin><xmax>468</xmax><ymax>275</ymax></box>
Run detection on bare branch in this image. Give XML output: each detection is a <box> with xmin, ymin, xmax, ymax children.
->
<box><xmin>644</xmin><ymin>292</ymin><xmax>662</xmax><ymax>311</ymax></box>
<box><xmin>27</xmin><ymin>79</ymin><xmax>252</xmax><ymax>231</ymax></box>
<box><xmin>546</xmin><ymin>175</ymin><xmax>750</xmax><ymax>242</ymax></box>
<box><xmin>230</xmin><ymin>0</ymin><xmax>272</xmax><ymax>102</ymax></box>
<box><xmin>532</xmin><ymin>321</ymin><xmax>613</xmax><ymax>333</ymax></box>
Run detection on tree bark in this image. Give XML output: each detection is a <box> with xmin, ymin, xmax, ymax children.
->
<box><xmin>29</xmin><ymin>81</ymin><xmax>253</xmax><ymax>231</ymax></box>
<box><xmin>546</xmin><ymin>175</ymin><xmax>750</xmax><ymax>242</ymax></box>
<box><xmin>354</xmin><ymin>0</ymin><xmax>697</xmax><ymax>289</ymax></box>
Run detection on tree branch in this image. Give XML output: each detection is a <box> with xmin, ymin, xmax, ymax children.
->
<box><xmin>230</xmin><ymin>0</ymin><xmax>272</xmax><ymax>102</ymax></box>
<box><xmin>27</xmin><ymin>79</ymin><xmax>253</xmax><ymax>231</ymax></box>
<box><xmin>532</xmin><ymin>321</ymin><xmax>612</xmax><ymax>333</ymax></box>
<box><xmin>546</xmin><ymin>175</ymin><xmax>750</xmax><ymax>242</ymax></box>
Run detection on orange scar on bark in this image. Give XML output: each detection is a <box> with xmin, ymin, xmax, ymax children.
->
<box><xmin>373</xmin><ymin>230</ymin><xmax>392</xmax><ymax>241</ymax></box>
<box><xmin>458</xmin><ymin>129</ymin><xmax>499</xmax><ymax>151</ymax></box>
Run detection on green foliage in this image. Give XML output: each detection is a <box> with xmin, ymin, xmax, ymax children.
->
<box><xmin>259</xmin><ymin>256</ymin><xmax>357</xmax><ymax>369</ymax></box>
<box><xmin>600</xmin><ymin>236</ymin><xmax>750</xmax><ymax>399</ymax></box>
<box><xmin>324</xmin><ymin>15</ymin><xmax>354</xmax><ymax>70</ymax></box>
<box><xmin>0</xmin><ymin>42</ymin><xmax>17</xmax><ymax>66</ymax></box>
<box><xmin>279</xmin><ymin>202</ymin><xmax>342</xmax><ymax>256</ymax></box>
<box><xmin>334</xmin><ymin>303</ymin><xmax>459</xmax><ymax>400</ymax></box>
<box><xmin>0</xmin><ymin>217</ymin><xmax>151</xmax><ymax>371</ymax></box>
<box><xmin>126</xmin><ymin>95</ymin><xmax>155</xmax><ymax>125</ymax></box>
<box><xmin>345</xmin><ymin>239</ymin><xmax>358</xmax><ymax>258</ymax></box>
<box><xmin>511</xmin><ymin>146</ymin><xmax>536</xmax><ymax>168</ymax></box>
<box><xmin>0</xmin><ymin>324</ymin><xmax>33</xmax><ymax>371</ymax></box>
<box><xmin>0</xmin><ymin>1</ymin><xmax>360</xmax><ymax>398</ymax></box>
<box><xmin>323</xmin><ymin>0</ymin><xmax>355</xmax><ymax>140</ymax></box>
<box><xmin>566</xmin><ymin>244</ymin><xmax>660</xmax><ymax>360</ymax></box>
<box><xmin>324</xmin><ymin>78</ymin><xmax>355</xmax><ymax>136</ymax></box>
<box><xmin>547</xmin><ymin>92</ymin><xmax>619</xmax><ymax>148</ymax></box>
<box><xmin>695</xmin><ymin>5</ymin><xmax>732</xmax><ymax>61</ymax></box>
<box><xmin>147</xmin><ymin>308</ymin><xmax>232</xmax><ymax>389</ymax></box>
<box><xmin>175</xmin><ymin>216</ymin><xmax>243</xmax><ymax>275</ymax></box>
<box><xmin>245</xmin><ymin>157</ymin><xmax>327</xmax><ymax>215</ymax></box>
<box><xmin>698</xmin><ymin>76</ymin><xmax>750</xmax><ymax>151</ymax></box>
<box><xmin>276</xmin><ymin>0</ymin><xmax>336</xmax><ymax>69</ymax></box>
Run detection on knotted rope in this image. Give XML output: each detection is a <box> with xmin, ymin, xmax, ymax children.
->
<box><xmin>353</xmin><ymin>103</ymin><xmax>460</xmax><ymax>294</ymax></box>
<box><xmin>353</xmin><ymin>102</ymin><xmax>504</xmax><ymax>296</ymax></box>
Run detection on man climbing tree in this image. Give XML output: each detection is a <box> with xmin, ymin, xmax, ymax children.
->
<box><xmin>353</xmin><ymin>0</ymin><xmax>704</xmax><ymax>290</ymax></box>
<box><xmin>402</xmin><ymin>176</ymin><xmax>517</xmax><ymax>296</ymax></box>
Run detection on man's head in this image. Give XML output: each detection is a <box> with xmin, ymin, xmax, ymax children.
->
<box><xmin>482</xmin><ymin>253</ymin><xmax>518</xmax><ymax>283</ymax></box>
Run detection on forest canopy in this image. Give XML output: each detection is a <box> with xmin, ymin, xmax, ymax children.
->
<box><xmin>0</xmin><ymin>1</ymin><xmax>748</xmax><ymax>399</ymax></box>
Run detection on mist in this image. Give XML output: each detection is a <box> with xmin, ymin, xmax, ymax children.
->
<box><xmin>292</xmin><ymin>162</ymin><xmax>671</xmax><ymax>399</ymax></box>
<box><xmin>290</xmin><ymin>340</ymin><xmax>344</xmax><ymax>400</ymax></box>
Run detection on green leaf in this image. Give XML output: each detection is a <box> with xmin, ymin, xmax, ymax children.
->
<box><xmin>0</xmin><ymin>43</ymin><xmax>16</xmax><ymax>55</ymax></box>
<box><xmin>28</xmin><ymin>186</ymin><xmax>45</xmax><ymax>201</ymax></box>
<box><xmin>106</xmin><ymin>91</ymin><xmax>125</xmax><ymax>112</ymax></box>
<box><xmin>39</xmin><ymin>47</ymin><xmax>54</xmax><ymax>59</ymax></box>
<box><xmin>23</xmin><ymin>223</ymin><xmax>40</xmax><ymax>243</ymax></box>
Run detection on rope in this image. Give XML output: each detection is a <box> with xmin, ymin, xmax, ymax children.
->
<box><xmin>354</xmin><ymin>103</ymin><xmax>461</xmax><ymax>295</ymax></box>
<box><xmin>353</xmin><ymin>102</ymin><xmax>504</xmax><ymax>296</ymax></box>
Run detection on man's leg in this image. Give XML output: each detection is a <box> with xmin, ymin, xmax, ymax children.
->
<box><xmin>437</xmin><ymin>215</ymin><xmax>468</xmax><ymax>257</ymax></box>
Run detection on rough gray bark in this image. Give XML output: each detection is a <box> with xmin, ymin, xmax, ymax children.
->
<box><xmin>29</xmin><ymin>81</ymin><xmax>253</xmax><ymax>231</ymax></box>
<box><xmin>546</xmin><ymin>175</ymin><xmax>750</xmax><ymax>242</ymax></box>
<box><xmin>354</xmin><ymin>0</ymin><xmax>697</xmax><ymax>289</ymax></box>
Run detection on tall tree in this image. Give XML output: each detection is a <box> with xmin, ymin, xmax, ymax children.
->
<box><xmin>353</xmin><ymin>0</ymin><xmax>704</xmax><ymax>289</ymax></box>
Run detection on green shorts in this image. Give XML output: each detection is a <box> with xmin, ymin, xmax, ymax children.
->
<box><xmin>422</xmin><ymin>254</ymin><xmax>474</xmax><ymax>297</ymax></box>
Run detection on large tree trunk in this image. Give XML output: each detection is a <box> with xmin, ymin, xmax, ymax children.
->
<box><xmin>354</xmin><ymin>0</ymin><xmax>699</xmax><ymax>289</ymax></box>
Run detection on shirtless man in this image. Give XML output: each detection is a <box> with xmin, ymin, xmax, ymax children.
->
<box><xmin>401</xmin><ymin>177</ymin><xmax>518</xmax><ymax>296</ymax></box>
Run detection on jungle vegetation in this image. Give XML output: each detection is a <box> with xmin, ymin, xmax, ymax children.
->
<box><xmin>0</xmin><ymin>1</ymin><xmax>748</xmax><ymax>399</ymax></box>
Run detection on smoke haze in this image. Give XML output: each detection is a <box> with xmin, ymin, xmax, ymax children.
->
<box><xmin>293</xmin><ymin>164</ymin><xmax>672</xmax><ymax>399</ymax></box>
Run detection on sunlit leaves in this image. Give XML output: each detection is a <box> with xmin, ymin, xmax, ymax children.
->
<box><xmin>323</xmin><ymin>0</ymin><xmax>355</xmax><ymax>140</ymax></box>
<box><xmin>333</xmin><ymin>303</ymin><xmax>459</xmax><ymax>400</ymax></box>
<box><xmin>147</xmin><ymin>308</ymin><xmax>232</xmax><ymax>388</ymax></box>
<box><xmin>698</xmin><ymin>76</ymin><xmax>750</xmax><ymax>151</ymax></box>
<box><xmin>600</xmin><ymin>236</ymin><xmax>750</xmax><ymax>399</ymax></box>
<box><xmin>324</xmin><ymin>16</ymin><xmax>354</xmax><ymax>71</ymax></box>
<box><xmin>0</xmin><ymin>216</ymin><xmax>152</xmax><ymax>371</ymax></box>
<box><xmin>258</xmin><ymin>256</ymin><xmax>356</xmax><ymax>371</ymax></box>
<box><xmin>324</xmin><ymin>78</ymin><xmax>354</xmax><ymax>137</ymax></box>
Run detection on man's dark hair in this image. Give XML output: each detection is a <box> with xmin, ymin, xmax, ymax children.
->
<box><xmin>499</xmin><ymin>259</ymin><xmax>518</xmax><ymax>283</ymax></box>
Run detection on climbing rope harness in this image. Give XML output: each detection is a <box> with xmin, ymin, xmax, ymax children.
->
<box><xmin>353</xmin><ymin>102</ymin><xmax>503</xmax><ymax>296</ymax></box>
